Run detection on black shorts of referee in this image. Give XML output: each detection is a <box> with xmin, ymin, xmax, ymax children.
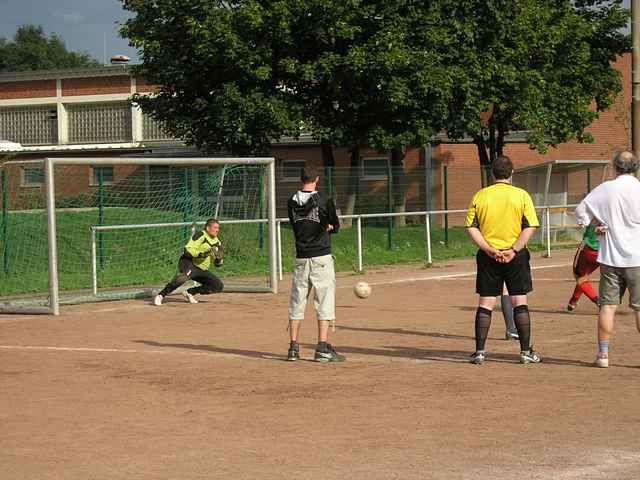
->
<box><xmin>476</xmin><ymin>248</ymin><xmax>532</xmax><ymax>297</ymax></box>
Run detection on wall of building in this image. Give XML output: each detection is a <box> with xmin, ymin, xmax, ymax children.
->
<box><xmin>0</xmin><ymin>80</ymin><xmax>56</xmax><ymax>100</ymax></box>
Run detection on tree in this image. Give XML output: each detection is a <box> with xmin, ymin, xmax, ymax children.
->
<box><xmin>121</xmin><ymin>0</ymin><xmax>304</xmax><ymax>155</ymax></box>
<box><xmin>0</xmin><ymin>25</ymin><xmax>99</xmax><ymax>72</ymax></box>
<box><xmin>122</xmin><ymin>1</ymin><xmax>457</xmax><ymax>227</ymax></box>
<box><xmin>279</xmin><ymin>0</ymin><xmax>456</xmax><ymax>224</ymax></box>
<box><xmin>437</xmin><ymin>0</ymin><xmax>629</xmax><ymax>185</ymax></box>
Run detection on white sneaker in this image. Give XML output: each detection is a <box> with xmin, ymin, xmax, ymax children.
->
<box><xmin>519</xmin><ymin>348</ymin><xmax>541</xmax><ymax>364</ymax></box>
<box><xmin>505</xmin><ymin>331</ymin><xmax>519</xmax><ymax>341</ymax></box>
<box><xmin>182</xmin><ymin>291</ymin><xmax>198</xmax><ymax>304</ymax></box>
<box><xmin>595</xmin><ymin>356</ymin><xmax>609</xmax><ymax>368</ymax></box>
<box><xmin>153</xmin><ymin>294</ymin><xmax>163</xmax><ymax>306</ymax></box>
<box><xmin>470</xmin><ymin>351</ymin><xmax>486</xmax><ymax>364</ymax></box>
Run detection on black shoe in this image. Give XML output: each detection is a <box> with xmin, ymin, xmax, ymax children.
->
<box><xmin>314</xmin><ymin>343</ymin><xmax>346</xmax><ymax>363</ymax></box>
<box><xmin>287</xmin><ymin>345</ymin><xmax>300</xmax><ymax>362</ymax></box>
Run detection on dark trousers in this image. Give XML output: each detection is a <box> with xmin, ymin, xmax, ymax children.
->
<box><xmin>159</xmin><ymin>256</ymin><xmax>224</xmax><ymax>297</ymax></box>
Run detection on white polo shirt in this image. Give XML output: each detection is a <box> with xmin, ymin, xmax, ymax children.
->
<box><xmin>575</xmin><ymin>174</ymin><xmax>640</xmax><ymax>267</ymax></box>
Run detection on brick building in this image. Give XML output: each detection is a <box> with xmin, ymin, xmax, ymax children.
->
<box><xmin>0</xmin><ymin>55</ymin><xmax>631</xmax><ymax>218</ymax></box>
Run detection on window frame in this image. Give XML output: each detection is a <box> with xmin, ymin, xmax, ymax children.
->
<box><xmin>90</xmin><ymin>166</ymin><xmax>115</xmax><ymax>186</ymax></box>
<box><xmin>280</xmin><ymin>159</ymin><xmax>307</xmax><ymax>183</ymax></box>
<box><xmin>66</xmin><ymin>101</ymin><xmax>133</xmax><ymax>144</ymax></box>
<box><xmin>0</xmin><ymin>105</ymin><xmax>58</xmax><ymax>146</ymax></box>
<box><xmin>21</xmin><ymin>166</ymin><xmax>44</xmax><ymax>187</ymax></box>
<box><xmin>361</xmin><ymin>156</ymin><xmax>390</xmax><ymax>180</ymax></box>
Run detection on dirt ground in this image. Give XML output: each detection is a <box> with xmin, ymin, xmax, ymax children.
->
<box><xmin>2</xmin><ymin>249</ymin><xmax>640</xmax><ymax>480</ymax></box>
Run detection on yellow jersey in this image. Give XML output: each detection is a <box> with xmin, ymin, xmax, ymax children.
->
<box><xmin>465</xmin><ymin>182</ymin><xmax>539</xmax><ymax>250</ymax></box>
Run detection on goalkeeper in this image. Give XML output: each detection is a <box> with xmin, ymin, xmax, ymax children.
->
<box><xmin>153</xmin><ymin>218</ymin><xmax>224</xmax><ymax>305</ymax></box>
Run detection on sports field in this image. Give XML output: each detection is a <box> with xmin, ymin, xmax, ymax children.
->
<box><xmin>2</xmin><ymin>249</ymin><xmax>640</xmax><ymax>480</ymax></box>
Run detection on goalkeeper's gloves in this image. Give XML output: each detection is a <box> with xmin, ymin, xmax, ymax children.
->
<box><xmin>211</xmin><ymin>244</ymin><xmax>224</xmax><ymax>266</ymax></box>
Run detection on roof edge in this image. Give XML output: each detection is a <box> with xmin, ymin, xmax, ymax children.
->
<box><xmin>0</xmin><ymin>65</ymin><xmax>139</xmax><ymax>83</ymax></box>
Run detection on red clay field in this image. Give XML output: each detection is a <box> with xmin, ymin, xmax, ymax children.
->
<box><xmin>2</xmin><ymin>250</ymin><xmax>640</xmax><ymax>480</ymax></box>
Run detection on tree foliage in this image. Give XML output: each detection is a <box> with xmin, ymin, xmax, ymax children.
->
<box><xmin>121</xmin><ymin>1</ymin><xmax>460</xmax><ymax>156</ymax></box>
<box><xmin>279</xmin><ymin>1</ymin><xmax>456</xmax><ymax>152</ymax></box>
<box><xmin>436</xmin><ymin>0</ymin><xmax>629</xmax><ymax>180</ymax></box>
<box><xmin>121</xmin><ymin>0</ymin><xmax>629</xmax><ymax>176</ymax></box>
<box><xmin>121</xmin><ymin>0</ymin><xmax>305</xmax><ymax>155</ymax></box>
<box><xmin>274</xmin><ymin>0</ymin><xmax>460</xmax><ymax>220</ymax></box>
<box><xmin>0</xmin><ymin>25</ymin><xmax>99</xmax><ymax>72</ymax></box>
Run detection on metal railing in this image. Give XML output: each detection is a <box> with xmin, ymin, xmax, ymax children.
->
<box><xmin>275</xmin><ymin>204</ymin><xmax>578</xmax><ymax>280</ymax></box>
<box><xmin>87</xmin><ymin>203</ymin><xmax>580</xmax><ymax>291</ymax></box>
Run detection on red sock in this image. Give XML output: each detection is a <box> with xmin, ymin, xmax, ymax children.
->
<box><xmin>569</xmin><ymin>285</ymin><xmax>582</xmax><ymax>304</ymax></box>
<box><xmin>579</xmin><ymin>282</ymin><xmax>598</xmax><ymax>303</ymax></box>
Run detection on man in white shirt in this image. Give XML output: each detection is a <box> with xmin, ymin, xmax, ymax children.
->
<box><xmin>575</xmin><ymin>151</ymin><xmax>640</xmax><ymax>367</ymax></box>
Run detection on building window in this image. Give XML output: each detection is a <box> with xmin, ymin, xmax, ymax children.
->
<box><xmin>67</xmin><ymin>102</ymin><xmax>132</xmax><ymax>144</ymax></box>
<box><xmin>90</xmin><ymin>167</ymin><xmax>114</xmax><ymax>186</ymax></box>
<box><xmin>0</xmin><ymin>106</ymin><xmax>57</xmax><ymax>146</ymax></box>
<box><xmin>281</xmin><ymin>160</ymin><xmax>306</xmax><ymax>182</ymax></box>
<box><xmin>149</xmin><ymin>165</ymin><xmax>171</xmax><ymax>178</ymax></box>
<box><xmin>361</xmin><ymin>157</ymin><xmax>389</xmax><ymax>180</ymax></box>
<box><xmin>21</xmin><ymin>167</ymin><xmax>44</xmax><ymax>187</ymax></box>
<box><xmin>142</xmin><ymin>114</ymin><xmax>174</xmax><ymax>141</ymax></box>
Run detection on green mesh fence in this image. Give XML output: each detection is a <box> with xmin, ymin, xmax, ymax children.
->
<box><xmin>0</xmin><ymin>161</ymin><xmax>271</xmax><ymax>308</ymax></box>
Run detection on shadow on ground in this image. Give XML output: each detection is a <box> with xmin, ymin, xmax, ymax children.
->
<box><xmin>134</xmin><ymin>338</ymin><xmax>636</xmax><ymax>369</ymax></box>
<box><xmin>299</xmin><ymin>342</ymin><xmax>601</xmax><ymax>367</ymax></box>
<box><xmin>337</xmin><ymin>325</ymin><xmax>474</xmax><ymax>340</ymax></box>
<box><xmin>133</xmin><ymin>340</ymin><xmax>284</xmax><ymax>362</ymax></box>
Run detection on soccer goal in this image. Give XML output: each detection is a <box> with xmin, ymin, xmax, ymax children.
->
<box><xmin>512</xmin><ymin>159</ymin><xmax>611</xmax><ymax>247</ymax></box>
<box><xmin>0</xmin><ymin>157</ymin><xmax>277</xmax><ymax>315</ymax></box>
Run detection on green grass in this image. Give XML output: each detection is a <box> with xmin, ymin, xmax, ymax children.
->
<box><xmin>0</xmin><ymin>208</ymin><xmax>553</xmax><ymax>297</ymax></box>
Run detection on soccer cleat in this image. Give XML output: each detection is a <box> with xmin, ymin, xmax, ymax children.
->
<box><xmin>182</xmin><ymin>291</ymin><xmax>198</xmax><ymax>304</ymax></box>
<box><xmin>470</xmin><ymin>351</ymin><xmax>485</xmax><ymax>364</ymax></box>
<box><xmin>595</xmin><ymin>355</ymin><xmax>609</xmax><ymax>368</ymax></box>
<box><xmin>153</xmin><ymin>294</ymin><xmax>163</xmax><ymax>306</ymax></box>
<box><xmin>287</xmin><ymin>345</ymin><xmax>300</xmax><ymax>362</ymax></box>
<box><xmin>567</xmin><ymin>302</ymin><xmax>577</xmax><ymax>312</ymax></box>
<box><xmin>505</xmin><ymin>331</ymin><xmax>519</xmax><ymax>341</ymax></box>
<box><xmin>314</xmin><ymin>344</ymin><xmax>346</xmax><ymax>363</ymax></box>
<box><xmin>520</xmin><ymin>348</ymin><xmax>541</xmax><ymax>364</ymax></box>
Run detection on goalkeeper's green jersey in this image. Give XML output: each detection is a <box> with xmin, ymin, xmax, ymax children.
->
<box><xmin>183</xmin><ymin>230</ymin><xmax>221</xmax><ymax>270</ymax></box>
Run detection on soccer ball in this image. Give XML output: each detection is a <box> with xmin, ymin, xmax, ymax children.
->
<box><xmin>354</xmin><ymin>281</ymin><xmax>371</xmax><ymax>299</ymax></box>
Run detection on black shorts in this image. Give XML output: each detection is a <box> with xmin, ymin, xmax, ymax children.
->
<box><xmin>476</xmin><ymin>249</ymin><xmax>533</xmax><ymax>297</ymax></box>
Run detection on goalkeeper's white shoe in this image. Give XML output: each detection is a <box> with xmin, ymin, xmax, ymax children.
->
<box><xmin>153</xmin><ymin>294</ymin><xmax>163</xmax><ymax>306</ymax></box>
<box><xmin>183</xmin><ymin>291</ymin><xmax>198</xmax><ymax>304</ymax></box>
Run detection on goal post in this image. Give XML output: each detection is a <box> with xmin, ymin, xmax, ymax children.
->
<box><xmin>0</xmin><ymin>157</ymin><xmax>278</xmax><ymax>316</ymax></box>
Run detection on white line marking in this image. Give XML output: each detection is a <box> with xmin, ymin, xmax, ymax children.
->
<box><xmin>545</xmin><ymin>450</ymin><xmax>640</xmax><ymax>480</ymax></box>
<box><xmin>348</xmin><ymin>263</ymin><xmax>570</xmax><ymax>288</ymax></box>
<box><xmin>0</xmin><ymin>344</ymin><xmax>449</xmax><ymax>364</ymax></box>
<box><xmin>427</xmin><ymin>277</ymin><xmax>576</xmax><ymax>282</ymax></box>
<box><xmin>0</xmin><ymin>344</ymin><xmax>279</xmax><ymax>361</ymax></box>
<box><xmin>1</xmin><ymin>345</ymin><xmax>164</xmax><ymax>354</ymax></box>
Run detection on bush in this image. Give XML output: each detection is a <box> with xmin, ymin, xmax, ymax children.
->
<box><xmin>56</xmin><ymin>193</ymin><xmax>93</xmax><ymax>209</ymax></box>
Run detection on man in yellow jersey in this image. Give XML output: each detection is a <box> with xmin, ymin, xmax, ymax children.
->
<box><xmin>153</xmin><ymin>218</ymin><xmax>224</xmax><ymax>305</ymax></box>
<box><xmin>465</xmin><ymin>156</ymin><xmax>541</xmax><ymax>365</ymax></box>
